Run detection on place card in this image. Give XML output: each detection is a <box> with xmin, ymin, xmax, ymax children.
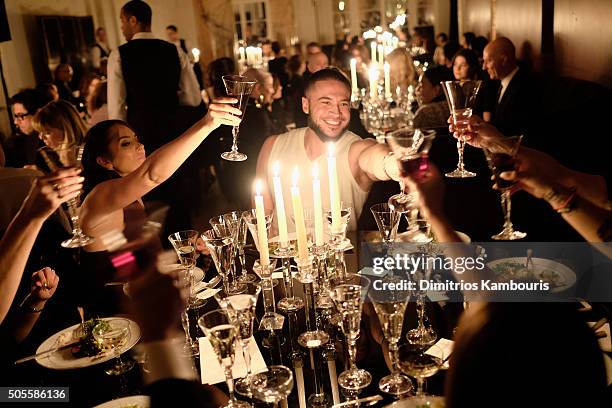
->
<box><xmin>199</xmin><ymin>336</ymin><xmax>267</xmax><ymax>384</ymax></box>
<box><xmin>425</xmin><ymin>338</ymin><xmax>454</xmax><ymax>369</ymax></box>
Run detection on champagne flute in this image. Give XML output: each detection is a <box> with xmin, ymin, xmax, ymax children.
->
<box><xmin>92</xmin><ymin>318</ymin><xmax>134</xmax><ymax>375</ymax></box>
<box><xmin>214</xmin><ymin>284</ymin><xmax>262</xmax><ymax>397</ymax></box>
<box><xmin>368</xmin><ymin>275</ymin><xmax>414</xmax><ymax>396</ymax></box>
<box><xmin>442</xmin><ymin>80</ymin><xmax>482</xmax><ymax>178</ymax></box>
<box><xmin>385</xmin><ymin>128</ymin><xmax>436</xmax><ymax>214</ymax></box>
<box><xmin>198</xmin><ymin>310</ymin><xmax>251</xmax><ymax>408</ymax></box>
<box><xmin>250</xmin><ymin>365</ymin><xmax>294</xmax><ymax>407</ymax></box>
<box><xmin>483</xmin><ymin>135</ymin><xmax>526</xmax><ymax>240</ymax></box>
<box><xmin>222</xmin><ymin>75</ymin><xmax>257</xmax><ymax>162</ymax></box>
<box><xmin>39</xmin><ymin>144</ymin><xmax>94</xmax><ymax>248</ymax></box>
<box><xmin>224</xmin><ymin>211</ymin><xmax>257</xmax><ymax>283</ymax></box>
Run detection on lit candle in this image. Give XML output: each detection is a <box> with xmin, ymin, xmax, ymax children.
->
<box><xmin>291</xmin><ymin>168</ymin><xmax>308</xmax><ymax>261</ymax></box>
<box><xmin>327</xmin><ymin>143</ymin><xmax>341</xmax><ymax>232</ymax></box>
<box><xmin>384</xmin><ymin>62</ymin><xmax>392</xmax><ymax>100</ymax></box>
<box><xmin>350</xmin><ymin>58</ymin><xmax>358</xmax><ymax>93</ymax></box>
<box><xmin>254</xmin><ymin>180</ymin><xmax>270</xmax><ymax>266</ymax></box>
<box><xmin>378</xmin><ymin>43</ymin><xmax>384</xmax><ymax>69</ymax></box>
<box><xmin>272</xmin><ymin>162</ymin><xmax>289</xmax><ymax>248</ymax></box>
<box><xmin>369</xmin><ymin>65</ymin><xmax>379</xmax><ymax>99</ymax></box>
<box><xmin>370</xmin><ymin>41</ymin><xmax>377</xmax><ymax>66</ymax></box>
<box><xmin>312</xmin><ymin>164</ymin><xmax>324</xmax><ymax>246</ymax></box>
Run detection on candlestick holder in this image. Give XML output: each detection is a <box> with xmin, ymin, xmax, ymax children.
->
<box><xmin>312</xmin><ymin>244</ymin><xmax>334</xmax><ymax>309</ymax></box>
<box><xmin>325</xmin><ymin>206</ymin><xmax>352</xmax><ymax>281</ymax></box>
<box><xmin>295</xmin><ymin>255</ymin><xmax>330</xmax><ymax>348</ymax></box>
<box><xmin>274</xmin><ymin>247</ymin><xmax>305</xmax><ymax>312</ymax></box>
<box><xmin>302</xmin><ymin>346</ymin><xmax>329</xmax><ymax>408</ymax></box>
<box><xmin>254</xmin><ymin>259</ymin><xmax>284</xmax><ymax>332</ymax></box>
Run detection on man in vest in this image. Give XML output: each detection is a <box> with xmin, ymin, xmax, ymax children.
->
<box><xmin>91</xmin><ymin>27</ymin><xmax>110</xmax><ymax>75</ymax></box>
<box><xmin>255</xmin><ymin>67</ymin><xmax>400</xmax><ymax>231</ymax></box>
<box><xmin>108</xmin><ymin>0</ymin><xmax>201</xmax><ymax>153</ymax></box>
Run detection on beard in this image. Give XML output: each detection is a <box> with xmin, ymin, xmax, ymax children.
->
<box><xmin>308</xmin><ymin>116</ymin><xmax>349</xmax><ymax>143</ymax></box>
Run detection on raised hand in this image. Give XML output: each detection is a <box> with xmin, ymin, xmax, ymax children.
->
<box><xmin>201</xmin><ymin>97</ymin><xmax>242</xmax><ymax>130</ymax></box>
<box><xmin>30</xmin><ymin>267</ymin><xmax>59</xmax><ymax>302</ymax></box>
<box><xmin>21</xmin><ymin>168</ymin><xmax>84</xmax><ymax>220</ymax></box>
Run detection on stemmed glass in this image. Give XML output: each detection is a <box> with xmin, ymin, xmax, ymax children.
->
<box><xmin>406</xmin><ymin>252</ymin><xmax>437</xmax><ymax>347</ymax></box>
<box><xmin>368</xmin><ymin>275</ymin><xmax>414</xmax><ymax>396</ymax></box>
<box><xmin>243</xmin><ymin>209</ymin><xmax>277</xmax><ymax>288</ymax></box>
<box><xmin>180</xmin><ymin>309</ymin><xmax>199</xmax><ymax>357</ymax></box>
<box><xmin>483</xmin><ymin>135</ymin><xmax>526</xmax><ymax>240</ymax></box>
<box><xmin>168</xmin><ymin>230</ymin><xmax>206</xmax><ymax>309</ymax></box>
<box><xmin>39</xmin><ymin>144</ymin><xmax>94</xmax><ymax>248</ymax></box>
<box><xmin>222</xmin><ymin>74</ymin><xmax>257</xmax><ymax>162</ymax></box>
<box><xmin>224</xmin><ymin>211</ymin><xmax>257</xmax><ymax>282</ymax></box>
<box><xmin>92</xmin><ymin>318</ymin><xmax>134</xmax><ymax>375</ymax></box>
<box><xmin>370</xmin><ymin>203</ymin><xmax>401</xmax><ymax>245</ymax></box>
<box><xmin>198</xmin><ymin>309</ymin><xmax>251</xmax><ymax>408</ymax></box>
<box><xmin>250</xmin><ymin>365</ymin><xmax>294</xmax><ymax>407</ymax></box>
<box><xmin>442</xmin><ymin>80</ymin><xmax>482</xmax><ymax>178</ymax></box>
<box><xmin>328</xmin><ymin>274</ymin><xmax>372</xmax><ymax>392</ymax></box>
<box><xmin>201</xmin><ymin>228</ymin><xmax>246</xmax><ymax>296</ymax></box>
<box><xmin>215</xmin><ymin>284</ymin><xmax>262</xmax><ymax>397</ymax></box>
<box><xmin>386</xmin><ymin>128</ymin><xmax>436</xmax><ymax>214</ymax></box>
<box><xmin>398</xmin><ymin>343</ymin><xmax>445</xmax><ymax>400</ymax></box>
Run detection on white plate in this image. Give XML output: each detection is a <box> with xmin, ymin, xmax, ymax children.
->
<box><xmin>157</xmin><ymin>264</ymin><xmax>204</xmax><ymax>282</ymax></box>
<box><xmin>385</xmin><ymin>396</ymin><xmax>445</xmax><ymax>407</ymax></box>
<box><xmin>487</xmin><ymin>257</ymin><xmax>576</xmax><ymax>293</ymax></box>
<box><xmin>35</xmin><ymin>317</ymin><xmax>141</xmax><ymax>370</ymax></box>
<box><xmin>94</xmin><ymin>395</ymin><xmax>150</xmax><ymax>408</ymax></box>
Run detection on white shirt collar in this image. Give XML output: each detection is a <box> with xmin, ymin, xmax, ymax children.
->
<box><xmin>499</xmin><ymin>66</ymin><xmax>519</xmax><ymax>101</ymax></box>
<box><xmin>131</xmin><ymin>32</ymin><xmax>156</xmax><ymax>40</ymax></box>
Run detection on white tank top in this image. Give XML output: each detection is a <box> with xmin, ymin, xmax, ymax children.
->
<box><xmin>267</xmin><ymin>127</ymin><xmax>368</xmax><ymax>232</ymax></box>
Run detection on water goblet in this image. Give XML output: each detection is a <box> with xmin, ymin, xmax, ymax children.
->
<box><xmin>198</xmin><ymin>309</ymin><xmax>251</xmax><ymax>408</ymax></box>
<box><xmin>441</xmin><ymin>80</ymin><xmax>482</xmax><ymax>178</ymax></box>
<box><xmin>385</xmin><ymin>128</ymin><xmax>436</xmax><ymax>214</ymax></box>
<box><xmin>222</xmin><ymin>75</ymin><xmax>257</xmax><ymax>162</ymax></box>
<box><xmin>92</xmin><ymin>318</ymin><xmax>135</xmax><ymax>375</ymax></box>
<box><xmin>250</xmin><ymin>365</ymin><xmax>294</xmax><ymax>407</ymax></box>
<box><xmin>39</xmin><ymin>144</ymin><xmax>94</xmax><ymax>248</ymax></box>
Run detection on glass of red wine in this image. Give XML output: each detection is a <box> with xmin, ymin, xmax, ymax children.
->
<box><xmin>386</xmin><ymin>128</ymin><xmax>436</xmax><ymax>214</ymax></box>
<box><xmin>222</xmin><ymin>75</ymin><xmax>257</xmax><ymax>162</ymax></box>
<box><xmin>483</xmin><ymin>135</ymin><xmax>526</xmax><ymax>240</ymax></box>
<box><xmin>442</xmin><ymin>80</ymin><xmax>482</xmax><ymax>178</ymax></box>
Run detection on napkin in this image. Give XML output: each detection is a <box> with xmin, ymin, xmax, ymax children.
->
<box><xmin>199</xmin><ymin>336</ymin><xmax>267</xmax><ymax>384</ymax></box>
<box><xmin>196</xmin><ymin>288</ymin><xmax>221</xmax><ymax>300</ymax></box>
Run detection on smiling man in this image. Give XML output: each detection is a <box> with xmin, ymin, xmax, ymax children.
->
<box><xmin>256</xmin><ymin>68</ymin><xmax>398</xmax><ymax>231</ymax></box>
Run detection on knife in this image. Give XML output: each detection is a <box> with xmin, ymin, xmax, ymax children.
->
<box><xmin>14</xmin><ymin>341</ymin><xmax>79</xmax><ymax>365</ymax></box>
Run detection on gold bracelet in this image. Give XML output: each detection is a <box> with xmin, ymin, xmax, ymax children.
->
<box><xmin>19</xmin><ymin>296</ymin><xmax>44</xmax><ymax>313</ymax></box>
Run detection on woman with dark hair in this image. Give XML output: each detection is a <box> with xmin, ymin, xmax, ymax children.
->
<box><xmin>452</xmin><ymin>48</ymin><xmax>494</xmax><ymax>121</ymax></box>
<box><xmin>460</xmin><ymin>31</ymin><xmax>476</xmax><ymax>49</ymax></box>
<box><xmin>79</xmin><ymin>99</ymin><xmax>240</xmax><ymax>252</ymax></box>
<box><xmin>413</xmin><ymin>66</ymin><xmax>454</xmax><ymax>129</ymax></box>
<box><xmin>205</xmin><ymin>57</ymin><xmax>235</xmax><ymax>102</ymax></box>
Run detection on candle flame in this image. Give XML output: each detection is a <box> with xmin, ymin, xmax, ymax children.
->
<box><xmin>292</xmin><ymin>167</ymin><xmax>299</xmax><ymax>187</ymax></box>
<box><xmin>273</xmin><ymin>161</ymin><xmax>280</xmax><ymax>176</ymax></box>
<box><xmin>327</xmin><ymin>142</ymin><xmax>335</xmax><ymax>157</ymax></box>
<box><xmin>255</xmin><ymin>179</ymin><xmax>262</xmax><ymax>195</ymax></box>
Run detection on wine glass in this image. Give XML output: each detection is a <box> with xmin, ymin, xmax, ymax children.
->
<box><xmin>222</xmin><ymin>74</ymin><xmax>257</xmax><ymax>162</ymax></box>
<box><xmin>92</xmin><ymin>318</ymin><xmax>135</xmax><ymax>375</ymax></box>
<box><xmin>250</xmin><ymin>365</ymin><xmax>294</xmax><ymax>407</ymax></box>
<box><xmin>39</xmin><ymin>144</ymin><xmax>94</xmax><ymax>248</ymax></box>
<box><xmin>386</xmin><ymin>128</ymin><xmax>436</xmax><ymax>214</ymax></box>
<box><xmin>370</xmin><ymin>203</ymin><xmax>401</xmax><ymax>244</ymax></box>
<box><xmin>483</xmin><ymin>135</ymin><xmax>526</xmax><ymax>240</ymax></box>
<box><xmin>398</xmin><ymin>343</ymin><xmax>445</xmax><ymax>399</ymax></box>
<box><xmin>328</xmin><ymin>273</ymin><xmax>372</xmax><ymax>391</ymax></box>
<box><xmin>214</xmin><ymin>284</ymin><xmax>262</xmax><ymax>397</ymax></box>
<box><xmin>441</xmin><ymin>80</ymin><xmax>482</xmax><ymax>178</ymax></box>
<box><xmin>168</xmin><ymin>230</ymin><xmax>206</xmax><ymax>309</ymax></box>
<box><xmin>201</xmin><ymin>228</ymin><xmax>246</xmax><ymax>295</ymax></box>
<box><xmin>368</xmin><ymin>275</ymin><xmax>414</xmax><ymax>396</ymax></box>
<box><xmin>180</xmin><ymin>310</ymin><xmax>199</xmax><ymax>357</ymax></box>
<box><xmin>224</xmin><ymin>211</ymin><xmax>257</xmax><ymax>283</ymax></box>
<box><xmin>198</xmin><ymin>309</ymin><xmax>251</xmax><ymax>408</ymax></box>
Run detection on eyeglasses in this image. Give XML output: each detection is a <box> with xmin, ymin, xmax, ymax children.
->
<box><xmin>14</xmin><ymin>112</ymin><xmax>31</xmax><ymax>120</ymax></box>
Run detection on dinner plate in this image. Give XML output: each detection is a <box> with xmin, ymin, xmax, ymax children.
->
<box><xmin>385</xmin><ymin>396</ymin><xmax>445</xmax><ymax>407</ymax></box>
<box><xmin>487</xmin><ymin>257</ymin><xmax>576</xmax><ymax>293</ymax></box>
<box><xmin>35</xmin><ymin>317</ymin><xmax>141</xmax><ymax>370</ymax></box>
<box><xmin>93</xmin><ymin>395</ymin><xmax>150</xmax><ymax>408</ymax></box>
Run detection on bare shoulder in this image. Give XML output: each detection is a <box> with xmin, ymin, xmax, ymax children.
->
<box><xmin>256</xmin><ymin>134</ymin><xmax>279</xmax><ymax>171</ymax></box>
<box><xmin>349</xmin><ymin>138</ymin><xmax>376</xmax><ymax>157</ymax></box>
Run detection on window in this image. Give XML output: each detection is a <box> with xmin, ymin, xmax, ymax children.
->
<box><xmin>233</xmin><ymin>0</ymin><xmax>270</xmax><ymax>44</ymax></box>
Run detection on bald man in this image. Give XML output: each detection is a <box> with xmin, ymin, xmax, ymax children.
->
<box><xmin>483</xmin><ymin>37</ymin><xmax>536</xmax><ymax>137</ymax></box>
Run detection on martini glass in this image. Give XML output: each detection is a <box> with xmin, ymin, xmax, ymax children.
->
<box><xmin>250</xmin><ymin>365</ymin><xmax>294</xmax><ymax>407</ymax></box>
<box><xmin>398</xmin><ymin>343</ymin><xmax>445</xmax><ymax>399</ymax></box>
<box><xmin>386</xmin><ymin>128</ymin><xmax>436</xmax><ymax>214</ymax></box>
<box><xmin>222</xmin><ymin>74</ymin><xmax>257</xmax><ymax>161</ymax></box>
<box><xmin>483</xmin><ymin>135</ymin><xmax>526</xmax><ymax>240</ymax></box>
<box><xmin>39</xmin><ymin>144</ymin><xmax>94</xmax><ymax>248</ymax></box>
<box><xmin>168</xmin><ymin>230</ymin><xmax>206</xmax><ymax>309</ymax></box>
<box><xmin>370</xmin><ymin>203</ymin><xmax>401</xmax><ymax>245</ymax></box>
<box><xmin>441</xmin><ymin>80</ymin><xmax>482</xmax><ymax>178</ymax></box>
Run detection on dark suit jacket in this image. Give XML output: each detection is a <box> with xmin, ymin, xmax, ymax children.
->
<box><xmin>492</xmin><ymin>68</ymin><xmax>537</xmax><ymax>138</ymax></box>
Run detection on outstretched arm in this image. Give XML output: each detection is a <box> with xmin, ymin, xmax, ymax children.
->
<box><xmin>82</xmin><ymin>99</ymin><xmax>241</xmax><ymax>220</ymax></box>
